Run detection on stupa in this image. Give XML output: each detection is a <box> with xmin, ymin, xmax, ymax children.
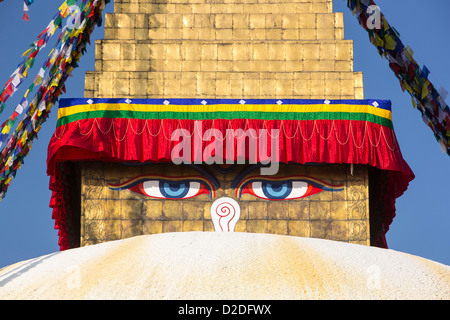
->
<box><xmin>2</xmin><ymin>0</ymin><xmax>449</xmax><ymax>301</ymax></box>
<box><xmin>46</xmin><ymin>0</ymin><xmax>414</xmax><ymax>252</ymax></box>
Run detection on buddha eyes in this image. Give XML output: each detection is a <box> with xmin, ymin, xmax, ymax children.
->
<box><xmin>108</xmin><ymin>175</ymin><xmax>215</xmax><ymax>200</ymax></box>
<box><xmin>109</xmin><ymin>175</ymin><xmax>343</xmax><ymax>201</ymax></box>
<box><xmin>134</xmin><ymin>180</ymin><xmax>209</xmax><ymax>199</ymax></box>
<box><xmin>236</xmin><ymin>176</ymin><xmax>344</xmax><ymax>201</ymax></box>
<box><xmin>241</xmin><ymin>180</ymin><xmax>318</xmax><ymax>200</ymax></box>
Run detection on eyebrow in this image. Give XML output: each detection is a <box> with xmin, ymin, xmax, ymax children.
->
<box><xmin>187</xmin><ymin>164</ymin><xmax>221</xmax><ymax>188</ymax></box>
<box><xmin>230</xmin><ymin>162</ymin><xmax>329</xmax><ymax>189</ymax></box>
<box><xmin>119</xmin><ymin>162</ymin><xmax>221</xmax><ymax>188</ymax></box>
<box><xmin>230</xmin><ymin>164</ymin><xmax>263</xmax><ymax>189</ymax></box>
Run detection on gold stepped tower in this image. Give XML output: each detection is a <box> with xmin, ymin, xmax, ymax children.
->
<box><xmin>84</xmin><ymin>0</ymin><xmax>364</xmax><ymax>100</ymax></box>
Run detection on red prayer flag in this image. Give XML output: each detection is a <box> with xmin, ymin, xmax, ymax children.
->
<box><xmin>4</xmin><ymin>83</ymin><xmax>13</xmax><ymax>95</ymax></box>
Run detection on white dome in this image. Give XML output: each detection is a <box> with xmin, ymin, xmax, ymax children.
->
<box><xmin>0</xmin><ymin>232</ymin><xmax>449</xmax><ymax>299</ymax></box>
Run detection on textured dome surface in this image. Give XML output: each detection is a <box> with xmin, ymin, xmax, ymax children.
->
<box><xmin>0</xmin><ymin>232</ymin><xmax>449</xmax><ymax>299</ymax></box>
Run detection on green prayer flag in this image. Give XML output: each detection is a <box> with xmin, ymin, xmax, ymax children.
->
<box><xmin>54</xmin><ymin>15</ymin><xmax>63</xmax><ymax>27</ymax></box>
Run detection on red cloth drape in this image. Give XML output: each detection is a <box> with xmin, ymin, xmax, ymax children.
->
<box><xmin>47</xmin><ymin>118</ymin><xmax>414</xmax><ymax>250</ymax></box>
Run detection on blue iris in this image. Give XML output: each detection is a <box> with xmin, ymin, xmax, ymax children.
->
<box><xmin>160</xmin><ymin>181</ymin><xmax>189</xmax><ymax>198</ymax></box>
<box><xmin>261</xmin><ymin>181</ymin><xmax>292</xmax><ymax>200</ymax></box>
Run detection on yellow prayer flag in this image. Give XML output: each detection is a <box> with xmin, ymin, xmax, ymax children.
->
<box><xmin>4</xmin><ymin>176</ymin><xmax>12</xmax><ymax>186</ymax></box>
<box><xmin>403</xmin><ymin>82</ymin><xmax>413</xmax><ymax>95</ymax></box>
<box><xmin>74</xmin><ymin>25</ymin><xmax>86</xmax><ymax>37</ymax></box>
<box><xmin>34</xmin><ymin>76</ymin><xmax>42</xmax><ymax>86</ymax></box>
<box><xmin>382</xmin><ymin>16</ymin><xmax>390</xmax><ymax>32</ymax></box>
<box><xmin>422</xmin><ymin>80</ymin><xmax>431</xmax><ymax>100</ymax></box>
<box><xmin>1</xmin><ymin>125</ymin><xmax>9</xmax><ymax>135</ymax></box>
<box><xmin>59</xmin><ymin>2</ymin><xmax>69</xmax><ymax>17</ymax></box>
<box><xmin>22</xmin><ymin>48</ymin><xmax>32</xmax><ymax>57</ymax></box>
<box><xmin>384</xmin><ymin>34</ymin><xmax>397</xmax><ymax>51</ymax></box>
<box><xmin>372</xmin><ymin>33</ymin><xmax>384</xmax><ymax>47</ymax></box>
<box><xmin>58</xmin><ymin>1</ymin><xmax>67</xmax><ymax>11</ymax></box>
<box><xmin>20</xmin><ymin>130</ymin><xmax>28</xmax><ymax>146</ymax></box>
<box><xmin>411</xmin><ymin>97</ymin><xmax>417</xmax><ymax>109</ymax></box>
<box><xmin>5</xmin><ymin>156</ymin><xmax>12</xmax><ymax>167</ymax></box>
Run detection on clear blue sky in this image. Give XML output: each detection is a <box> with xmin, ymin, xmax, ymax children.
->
<box><xmin>0</xmin><ymin>0</ymin><xmax>448</xmax><ymax>268</ymax></box>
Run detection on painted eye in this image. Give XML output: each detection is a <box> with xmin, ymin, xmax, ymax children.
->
<box><xmin>236</xmin><ymin>176</ymin><xmax>343</xmax><ymax>201</ymax></box>
<box><xmin>108</xmin><ymin>175</ymin><xmax>215</xmax><ymax>199</ymax></box>
<box><xmin>133</xmin><ymin>180</ymin><xmax>209</xmax><ymax>199</ymax></box>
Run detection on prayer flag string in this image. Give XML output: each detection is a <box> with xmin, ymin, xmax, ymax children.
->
<box><xmin>0</xmin><ymin>0</ymin><xmax>36</xmax><ymax>21</ymax></box>
<box><xmin>0</xmin><ymin>0</ymin><xmax>109</xmax><ymax>200</ymax></box>
<box><xmin>346</xmin><ymin>0</ymin><xmax>450</xmax><ymax>156</ymax></box>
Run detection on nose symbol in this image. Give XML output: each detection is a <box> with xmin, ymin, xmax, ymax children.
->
<box><xmin>210</xmin><ymin>197</ymin><xmax>241</xmax><ymax>232</ymax></box>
